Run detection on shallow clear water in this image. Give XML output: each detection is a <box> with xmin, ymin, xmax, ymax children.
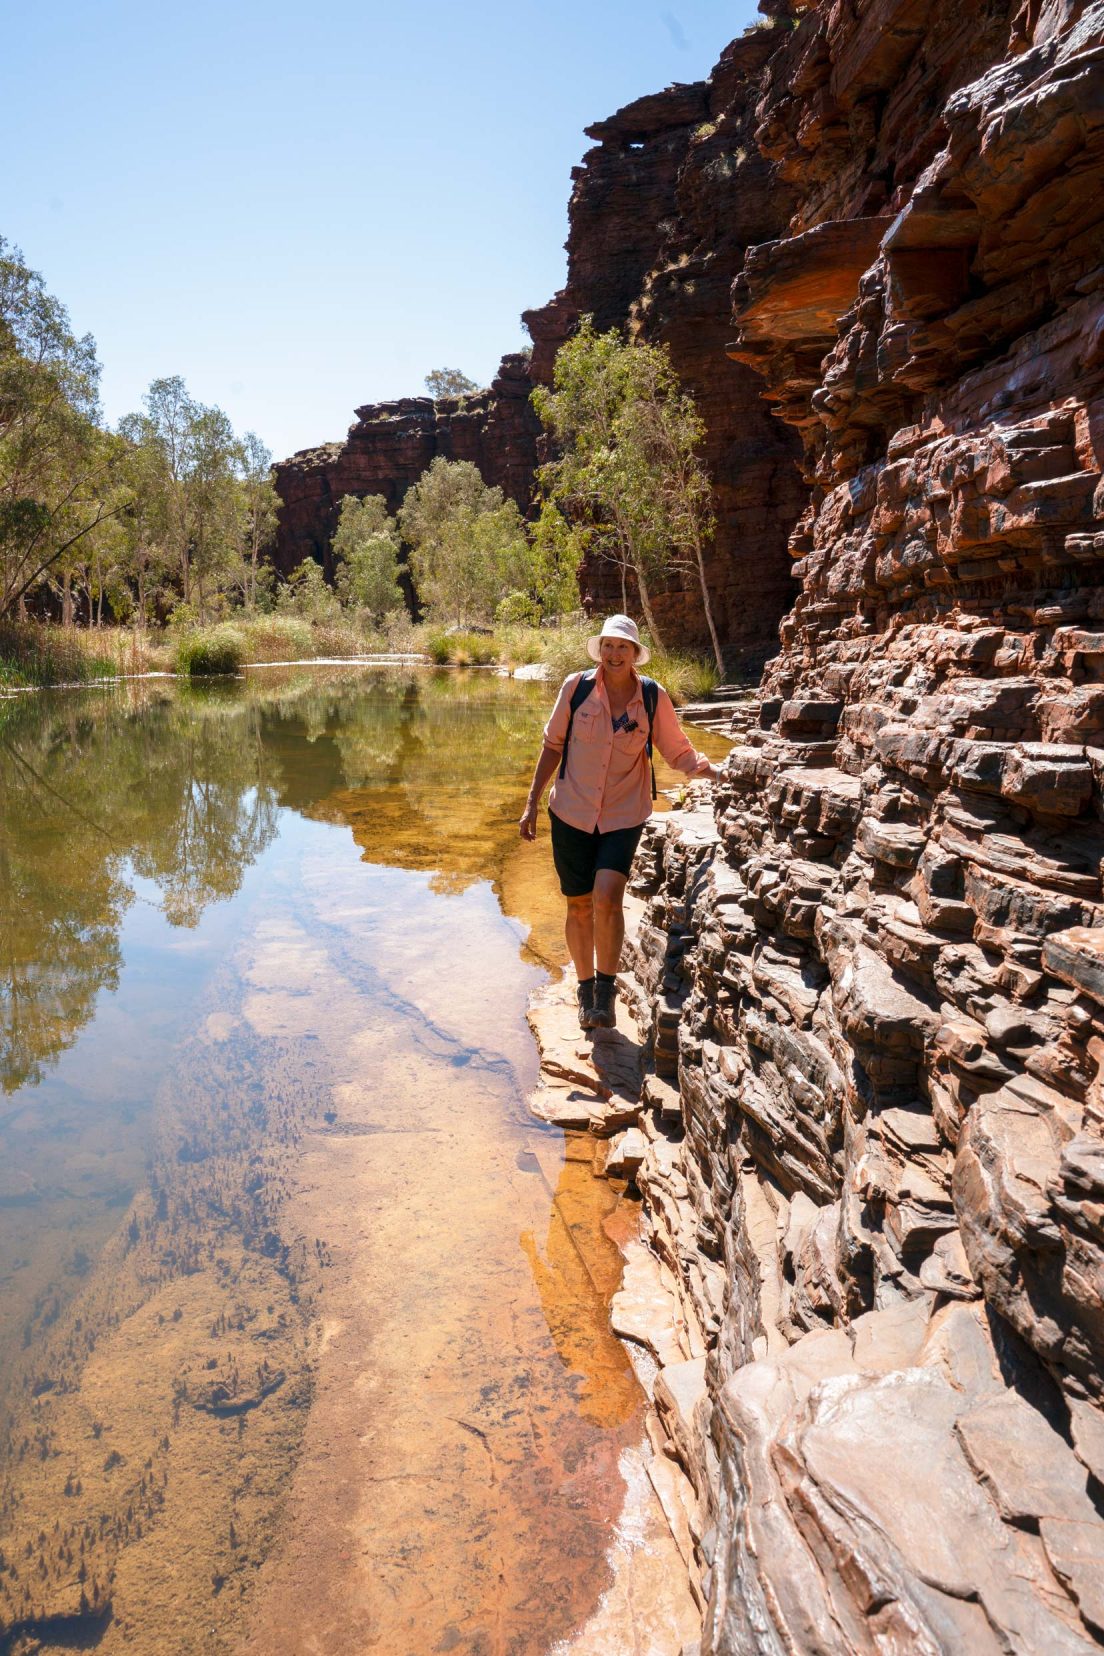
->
<box><xmin>0</xmin><ymin>666</ymin><xmax>717</xmax><ymax>1655</ymax></box>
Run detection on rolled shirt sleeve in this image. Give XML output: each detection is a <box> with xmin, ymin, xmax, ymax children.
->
<box><xmin>651</xmin><ymin>686</ymin><xmax>706</xmax><ymax>775</ymax></box>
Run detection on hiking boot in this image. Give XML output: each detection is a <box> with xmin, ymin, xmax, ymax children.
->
<box><xmin>576</xmin><ymin>978</ymin><xmax>596</xmax><ymax>1030</ymax></box>
<box><xmin>590</xmin><ymin>978</ymin><xmax>616</xmax><ymax>1030</ymax></box>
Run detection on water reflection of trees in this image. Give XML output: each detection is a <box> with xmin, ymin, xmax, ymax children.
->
<box><xmin>0</xmin><ymin>690</ymin><xmax>282</xmax><ymax>1092</ymax></box>
<box><xmin>0</xmin><ymin>669</ymin><xmax>554</xmax><ymax>1096</ymax></box>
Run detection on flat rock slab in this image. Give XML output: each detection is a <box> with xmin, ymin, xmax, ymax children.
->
<box><xmin>610</xmin><ymin>1240</ymin><xmax>686</xmax><ymax>1369</ymax></box>
<box><xmin>527</xmin><ymin>977</ymin><xmax>645</xmax><ymax>1135</ymax></box>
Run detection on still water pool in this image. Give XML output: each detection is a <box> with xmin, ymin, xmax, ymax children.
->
<box><xmin>0</xmin><ymin>666</ymin><xmax>711</xmax><ymax>1655</ymax></box>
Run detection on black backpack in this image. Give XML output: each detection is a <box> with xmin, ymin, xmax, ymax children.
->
<box><xmin>558</xmin><ymin>670</ymin><xmax>661</xmax><ymax>801</ymax></box>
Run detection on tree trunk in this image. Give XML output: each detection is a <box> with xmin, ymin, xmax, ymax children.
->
<box><xmin>693</xmin><ymin>534</ymin><xmax>725</xmax><ymax>677</ymax></box>
<box><xmin>61</xmin><ymin>570</ymin><xmax>73</xmax><ymax>628</ymax></box>
<box><xmin>634</xmin><ymin>562</ymin><xmax>665</xmax><ymax>653</ymax></box>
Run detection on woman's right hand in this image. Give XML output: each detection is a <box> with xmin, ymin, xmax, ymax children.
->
<box><xmin>519</xmin><ymin>801</ymin><xmax>538</xmax><ymax>841</ymax></box>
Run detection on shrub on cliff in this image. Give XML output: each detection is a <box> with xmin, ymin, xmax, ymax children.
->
<box><xmin>424</xmin><ymin>368</ymin><xmax>478</xmax><ymax>401</ymax></box>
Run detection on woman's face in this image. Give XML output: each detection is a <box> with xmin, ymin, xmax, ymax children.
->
<box><xmin>599</xmin><ymin>636</ymin><xmax>637</xmax><ymax>675</ymax></box>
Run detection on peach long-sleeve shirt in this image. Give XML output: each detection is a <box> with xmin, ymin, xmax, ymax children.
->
<box><xmin>543</xmin><ymin>667</ymin><xmax>706</xmax><ymax>833</ymax></box>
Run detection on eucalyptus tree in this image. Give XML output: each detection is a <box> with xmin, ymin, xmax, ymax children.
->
<box><xmin>237</xmin><ymin>431</ymin><xmax>279</xmax><ymax>610</ymax></box>
<box><xmin>331</xmin><ymin>493</ymin><xmax>405</xmax><ymax>622</ymax></box>
<box><xmin>398</xmin><ymin>457</ymin><xmax>529</xmax><ymax>627</ymax></box>
<box><xmin>0</xmin><ymin>239</ymin><xmax>123</xmax><ymax>620</ymax></box>
<box><xmin>532</xmin><ymin>318</ymin><xmax>722</xmax><ymax>669</ymax></box>
<box><xmin>424</xmin><ymin>367</ymin><xmax>478</xmax><ymax>400</ymax></box>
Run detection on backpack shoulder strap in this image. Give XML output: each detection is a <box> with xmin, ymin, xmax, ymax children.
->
<box><xmin>558</xmin><ymin>670</ymin><xmax>597</xmax><ymax>780</ymax></box>
<box><xmin>640</xmin><ymin>676</ymin><xmax>659</xmax><ymax>801</ymax></box>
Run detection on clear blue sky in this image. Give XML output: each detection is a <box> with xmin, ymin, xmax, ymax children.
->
<box><xmin>4</xmin><ymin>1</ymin><xmax>759</xmax><ymax>462</ymax></box>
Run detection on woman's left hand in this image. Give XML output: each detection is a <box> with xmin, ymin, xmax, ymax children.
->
<box><xmin>692</xmin><ymin>756</ymin><xmax>719</xmax><ymax>780</ymax></box>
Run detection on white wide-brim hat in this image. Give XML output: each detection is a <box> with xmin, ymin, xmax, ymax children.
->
<box><xmin>586</xmin><ymin>613</ymin><xmax>650</xmax><ymax>666</ymax></box>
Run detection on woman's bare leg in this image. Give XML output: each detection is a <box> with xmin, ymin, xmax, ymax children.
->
<box><xmin>593</xmin><ymin>870</ymin><xmax>628</xmax><ymax>976</ymax></box>
<box><xmin>565</xmin><ymin>893</ymin><xmax>595</xmax><ymax>980</ymax></box>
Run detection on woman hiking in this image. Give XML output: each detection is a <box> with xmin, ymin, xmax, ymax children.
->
<box><xmin>519</xmin><ymin>614</ymin><xmax>718</xmax><ymax>1031</ymax></box>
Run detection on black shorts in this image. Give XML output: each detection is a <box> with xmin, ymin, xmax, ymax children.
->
<box><xmin>548</xmin><ymin>810</ymin><xmax>645</xmax><ymax>898</ymax></box>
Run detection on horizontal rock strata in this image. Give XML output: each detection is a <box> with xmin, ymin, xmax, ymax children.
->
<box><xmin>588</xmin><ymin>0</ymin><xmax>1104</xmax><ymax>1650</ymax></box>
<box><xmin>272</xmin><ymin>353</ymin><xmax>539</xmax><ymax>579</ymax></box>
<box><xmin>523</xmin><ymin>47</ymin><xmax>806</xmax><ymax>669</ymax></box>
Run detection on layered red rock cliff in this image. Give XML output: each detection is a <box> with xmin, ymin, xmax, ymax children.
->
<box><xmin>271</xmin><ymin>353</ymin><xmax>540</xmax><ymax>581</ymax></box>
<box><xmin>523</xmin><ymin>37</ymin><xmax>807</xmax><ymax>669</ymax></box>
<box><xmin>618</xmin><ymin>0</ymin><xmax>1104</xmax><ymax>1649</ymax></box>
<box><xmin>273</xmin><ymin>37</ymin><xmax>809</xmax><ymax>669</ymax></box>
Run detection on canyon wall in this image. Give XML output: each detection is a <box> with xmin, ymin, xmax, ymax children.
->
<box><xmin>274</xmin><ymin>36</ymin><xmax>809</xmax><ymax>668</ymax></box>
<box><xmin>621</xmin><ymin>0</ymin><xmax>1104</xmax><ymax>1649</ymax></box>
<box><xmin>523</xmin><ymin>36</ymin><xmax>806</xmax><ymax>669</ymax></box>
<box><xmin>270</xmin><ymin>352</ymin><xmax>540</xmax><ymax>580</ymax></box>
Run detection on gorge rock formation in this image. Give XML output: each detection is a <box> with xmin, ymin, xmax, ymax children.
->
<box><xmin>274</xmin><ymin>36</ymin><xmax>810</xmax><ymax>668</ymax></box>
<box><xmin>271</xmin><ymin>353</ymin><xmax>540</xmax><ymax>580</ymax></box>
<box><xmin>522</xmin><ymin>39</ymin><xmax>807</xmax><ymax>669</ymax></box>
<box><xmin>594</xmin><ymin>0</ymin><xmax>1104</xmax><ymax>1650</ymax></box>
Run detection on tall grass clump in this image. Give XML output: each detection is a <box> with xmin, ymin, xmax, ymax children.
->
<box><xmin>0</xmin><ymin>623</ymin><xmax>116</xmax><ymax>688</ymax></box>
<box><xmin>447</xmin><ymin>631</ymin><xmax>497</xmax><ymax>666</ymax></box>
<box><xmin>236</xmin><ymin>615</ymin><xmax>314</xmax><ymax>662</ymax></box>
<box><xmin>424</xmin><ymin>630</ymin><xmax>453</xmax><ymax>665</ymax></box>
<box><xmin>175</xmin><ymin>626</ymin><xmax>245</xmax><ymax>677</ymax></box>
<box><xmin>647</xmin><ymin>647</ymin><xmax>719</xmax><ymax>705</ymax></box>
<box><xmin>492</xmin><ymin>624</ymin><xmax>544</xmax><ymax>667</ymax></box>
<box><xmin>539</xmin><ymin>622</ymin><xmax>591</xmax><ymax>686</ymax></box>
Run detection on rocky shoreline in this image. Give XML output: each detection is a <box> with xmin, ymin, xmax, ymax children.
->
<box><xmin>529</xmin><ymin>754</ymin><xmax>1104</xmax><ymax>1652</ymax></box>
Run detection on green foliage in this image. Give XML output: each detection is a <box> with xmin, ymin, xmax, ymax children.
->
<box><xmin>538</xmin><ymin>621</ymin><xmax>592</xmax><ymax>686</ymax></box>
<box><xmin>424</xmin><ymin>367</ymin><xmax>479</xmax><ymax>401</ymax></box>
<box><xmin>275</xmin><ymin>558</ymin><xmax>341</xmax><ymax>623</ymax></box>
<box><xmin>495</xmin><ymin>590</ymin><xmax>539</xmax><ymax>626</ymax></box>
<box><xmin>424</xmin><ymin>630</ymin><xmax>453</xmax><ymax>664</ymax></box>
<box><xmin>399</xmin><ymin>457</ymin><xmax>531</xmax><ymax>627</ymax></box>
<box><xmin>528</xmin><ymin>502</ymin><xmax>585</xmax><ymax>619</ymax></box>
<box><xmin>0</xmin><ymin>239</ymin><xmax>123</xmax><ymax>620</ymax></box>
<box><xmin>645</xmin><ymin>647</ymin><xmax>719</xmax><ymax>704</ymax></box>
<box><xmin>447</xmin><ymin>631</ymin><xmax>497</xmax><ymax>666</ymax></box>
<box><xmin>493</xmin><ymin>623</ymin><xmax>543</xmax><ymax>666</ymax></box>
<box><xmin>533</xmin><ymin>318</ymin><xmax>723</xmax><ymax>670</ymax></box>
<box><xmin>175</xmin><ymin>626</ymin><xmax>245</xmax><ymax>677</ymax></box>
<box><xmin>331</xmin><ymin>494</ymin><xmax>405</xmax><ymax>621</ymax></box>
<box><xmin>0</xmin><ymin>623</ymin><xmax>115</xmax><ymax>687</ymax></box>
<box><xmin>0</xmin><ymin>245</ymin><xmax>282</xmax><ymax>630</ymax></box>
<box><xmin>118</xmin><ymin>376</ymin><xmax>249</xmax><ymax>622</ymax></box>
<box><xmin>234</xmin><ymin>614</ymin><xmax>314</xmax><ymax>662</ymax></box>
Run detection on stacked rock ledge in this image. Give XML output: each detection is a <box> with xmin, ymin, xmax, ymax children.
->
<box><xmin>530</xmin><ymin>0</ymin><xmax>1104</xmax><ymax>1648</ymax></box>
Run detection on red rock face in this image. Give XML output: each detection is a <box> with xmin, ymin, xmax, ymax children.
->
<box><xmin>524</xmin><ymin>50</ymin><xmax>807</xmax><ymax>670</ymax></box>
<box><xmin>275</xmin><ymin>52</ymin><xmax>808</xmax><ymax>669</ymax></box>
<box><xmin>271</xmin><ymin>353</ymin><xmax>540</xmax><ymax>580</ymax></box>
<box><xmin>618</xmin><ymin>0</ymin><xmax>1104</xmax><ymax>1649</ymax></box>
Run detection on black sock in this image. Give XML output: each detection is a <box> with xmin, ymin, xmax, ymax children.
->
<box><xmin>596</xmin><ymin>971</ymin><xmax>616</xmax><ymax>986</ymax></box>
<box><xmin>578</xmin><ymin>975</ymin><xmax>596</xmax><ymax>988</ymax></box>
